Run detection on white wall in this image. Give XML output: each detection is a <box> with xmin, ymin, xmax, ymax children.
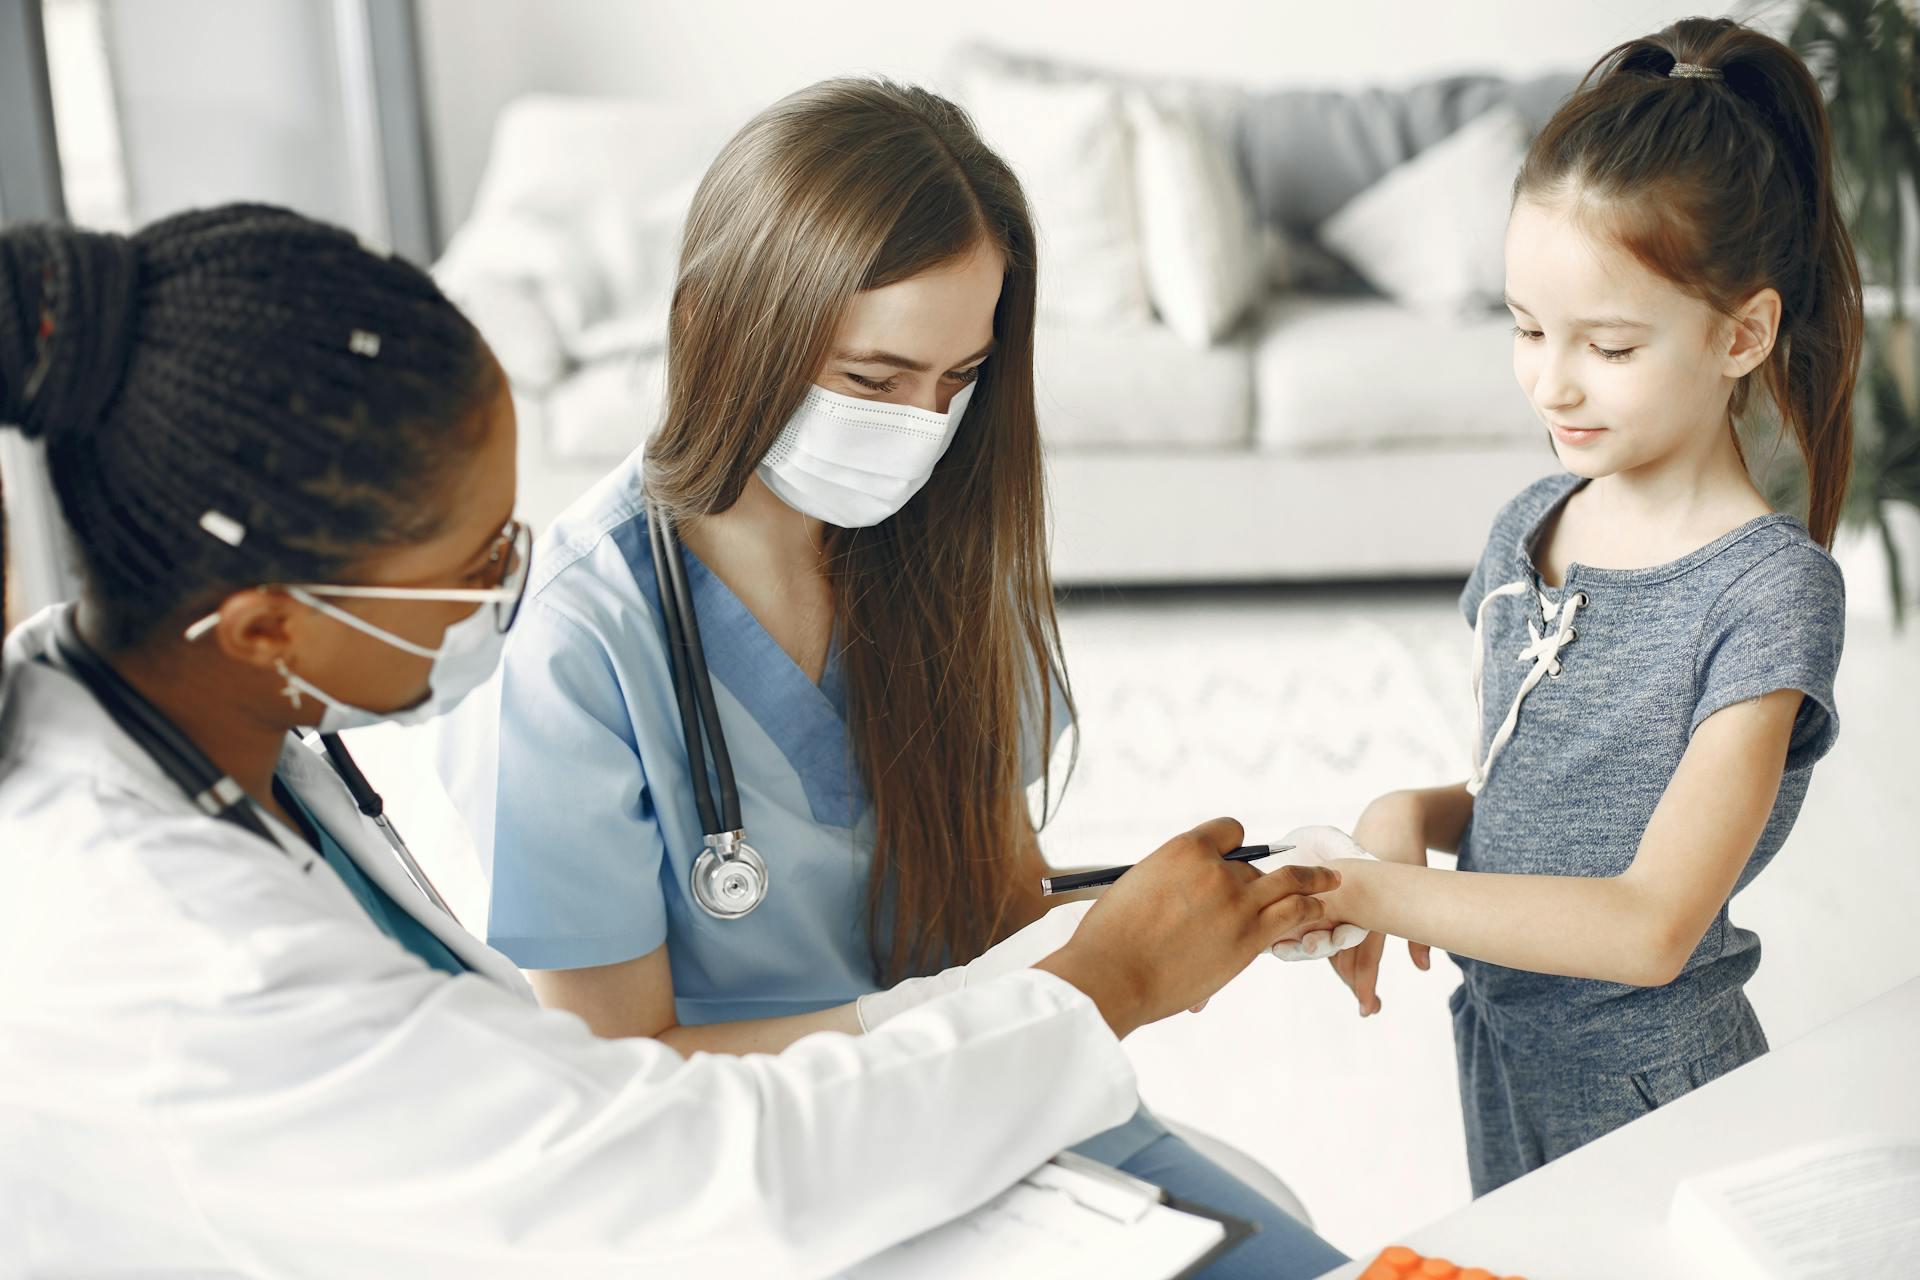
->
<box><xmin>418</xmin><ymin>0</ymin><xmax>1793</xmax><ymax>244</ymax></box>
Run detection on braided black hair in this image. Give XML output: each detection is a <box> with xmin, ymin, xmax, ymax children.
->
<box><xmin>0</xmin><ymin>204</ymin><xmax>495</xmax><ymax>647</ymax></box>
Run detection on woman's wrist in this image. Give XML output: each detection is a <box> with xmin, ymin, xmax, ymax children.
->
<box><xmin>1034</xmin><ymin>944</ymin><xmax>1146</xmax><ymax>1041</ymax></box>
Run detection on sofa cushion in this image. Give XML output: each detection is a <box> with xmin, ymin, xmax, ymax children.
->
<box><xmin>1251</xmin><ymin>295</ymin><xmax>1539</xmax><ymax>452</ymax></box>
<box><xmin>1318</xmin><ymin>105</ymin><xmax>1531</xmax><ymax>318</ymax></box>
<box><xmin>466</xmin><ymin>95</ymin><xmax>735</xmax><ymax>223</ymax></box>
<box><xmin>455</xmin><ymin>277</ymin><xmax>568</xmax><ymax>390</ymax></box>
<box><xmin>957</xmin><ymin>66</ymin><xmax>1154</xmax><ymax>324</ymax></box>
<box><xmin>1035</xmin><ymin>318</ymin><xmax>1251</xmax><ymax>449</ymax></box>
<box><xmin>1125</xmin><ymin>90</ymin><xmax>1265</xmax><ymax>346</ymax></box>
<box><xmin>438</xmin><ymin>99</ymin><xmax>710</xmax><ymax>404</ymax></box>
<box><xmin>949</xmin><ymin>44</ymin><xmax>1245</xmax><ymax>137</ymax></box>
<box><xmin>539</xmin><ymin>320</ymin><xmax>1254</xmax><ymax>465</ymax></box>
<box><xmin>1236</xmin><ymin>73</ymin><xmax>1575</xmax><ymax>236</ymax></box>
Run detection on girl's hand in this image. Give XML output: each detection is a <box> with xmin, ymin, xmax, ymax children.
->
<box><xmin>1266</xmin><ymin>826</ymin><xmax>1376</xmax><ymax>961</ymax></box>
<box><xmin>1331</xmin><ymin>794</ymin><xmax>1433</xmax><ymax>1016</ymax></box>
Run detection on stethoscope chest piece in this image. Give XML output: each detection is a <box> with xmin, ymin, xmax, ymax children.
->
<box><xmin>691</xmin><ymin>830</ymin><xmax>769</xmax><ymax>919</ymax></box>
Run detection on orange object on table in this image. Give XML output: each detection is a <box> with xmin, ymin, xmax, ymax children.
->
<box><xmin>1360</xmin><ymin>1244</ymin><xmax>1526</xmax><ymax>1280</ymax></box>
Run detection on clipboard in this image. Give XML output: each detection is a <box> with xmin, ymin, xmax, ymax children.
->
<box><xmin>841</xmin><ymin>1150</ymin><xmax>1259</xmax><ymax>1279</ymax></box>
<box><xmin>1161</xmin><ymin>1188</ymin><xmax>1259</xmax><ymax>1279</ymax></box>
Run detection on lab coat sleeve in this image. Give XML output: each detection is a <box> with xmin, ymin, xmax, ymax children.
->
<box><xmin>137</xmin><ymin>820</ymin><xmax>1138</xmax><ymax>1279</ymax></box>
<box><xmin>439</xmin><ymin>593</ymin><xmax>671</xmax><ymax>970</ymax></box>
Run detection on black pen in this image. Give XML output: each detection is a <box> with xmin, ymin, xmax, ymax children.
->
<box><xmin>1039</xmin><ymin>844</ymin><xmax>1296</xmax><ymax>896</ymax></box>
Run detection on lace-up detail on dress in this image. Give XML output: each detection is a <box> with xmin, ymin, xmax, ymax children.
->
<box><xmin>1467</xmin><ymin>581</ymin><xmax>1587</xmax><ymax>795</ymax></box>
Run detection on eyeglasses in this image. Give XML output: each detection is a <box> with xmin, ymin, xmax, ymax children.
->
<box><xmin>181</xmin><ymin>519</ymin><xmax>534</xmax><ymax>642</ymax></box>
<box><xmin>291</xmin><ymin>519</ymin><xmax>532</xmax><ymax>634</ymax></box>
<box><xmin>466</xmin><ymin>518</ymin><xmax>533</xmax><ymax>632</ymax></box>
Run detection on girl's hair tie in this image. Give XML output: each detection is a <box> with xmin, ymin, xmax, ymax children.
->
<box><xmin>1668</xmin><ymin>62</ymin><xmax>1724</xmax><ymax>81</ymax></box>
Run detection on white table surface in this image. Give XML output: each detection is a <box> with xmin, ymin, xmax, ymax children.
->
<box><xmin>1314</xmin><ymin>976</ymin><xmax>1920</xmax><ymax>1279</ymax></box>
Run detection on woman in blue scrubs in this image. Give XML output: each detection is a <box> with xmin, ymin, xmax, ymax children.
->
<box><xmin>441</xmin><ymin>78</ymin><xmax>1345</xmax><ymax>1279</ymax></box>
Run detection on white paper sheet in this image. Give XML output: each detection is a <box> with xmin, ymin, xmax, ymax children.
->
<box><xmin>1669</xmin><ymin>1134</ymin><xmax>1920</xmax><ymax>1278</ymax></box>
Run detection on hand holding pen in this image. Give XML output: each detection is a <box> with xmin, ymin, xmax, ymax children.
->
<box><xmin>1032</xmin><ymin>818</ymin><xmax>1341</xmax><ymax>1037</ymax></box>
<box><xmin>1040</xmin><ymin>843</ymin><xmax>1297</xmax><ymax>896</ymax></box>
<box><xmin>1040</xmin><ymin>827</ymin><xmax>1375</xmax><ymax>968</ymax></box>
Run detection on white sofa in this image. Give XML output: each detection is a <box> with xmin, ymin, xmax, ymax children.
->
<box><xmin>439</xmin><ymin>61</ymin><xmax>1575</xmax><ymax>585</ymax></box>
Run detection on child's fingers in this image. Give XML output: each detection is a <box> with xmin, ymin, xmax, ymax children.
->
<box><xmin>1354</xmin><ymin>932</ymin><xmax>1385</xmax><ymax>1016</ymax></box>
<box><xmin>1409</xmin><ymin>941</ymin><xmax>1432</xmax><ymax>971</ymax></box>
<box><xmin>1328</xmin><ymin>948</ymin><xmax>1355</xmax><ymax>994</ymax></box>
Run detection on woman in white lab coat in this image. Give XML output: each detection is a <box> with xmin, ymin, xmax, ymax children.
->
<box><xmin>0</xmin><ymin>208</ymin><xmax>1338</xmax><ymax>1277</ymax></box>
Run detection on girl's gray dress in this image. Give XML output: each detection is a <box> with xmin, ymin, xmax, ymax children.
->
<box><xmin>1454</xmin><ymin>473</ymin><xmax>1845</xmax><ymax>1195</ymax></box>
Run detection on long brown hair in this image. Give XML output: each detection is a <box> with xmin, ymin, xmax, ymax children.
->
<box><xmin>1515</xmin><ymin>16</ymin><xmax>1864</xmax><ymax>546</ymax></box>
<box><xmin>644</xmin><ymin>79</ymin><xmax>1072</xmax><ymax>982</ymax></box>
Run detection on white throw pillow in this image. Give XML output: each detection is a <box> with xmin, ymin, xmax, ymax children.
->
<box><xmin>1125</xmin><ymin>91</ymin><xmax>1263</xmax><ymax>346</ymax></box>
<box><xmin>451</xmin><ymin>278</ymin><xmax>567</xmax><ymax>390</ymax></box>
<box><xmin>581</xmin><ymin>175</ymin><xmax>699</xmax><ymax>322</ymax></box>
<box><xmin>959</xmin><ymin>68</ymin><xmax>1152</xmax><ymax>324</ymax></box>
<box><xmin>1317</xmin><ymin>105</ymin><xmax>1531</xmax><ymax>318</ymax></box>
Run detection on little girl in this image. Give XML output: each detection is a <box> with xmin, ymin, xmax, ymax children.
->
<box><xmin>1308</xmin><ymin>16</ymin><xmax>1860</xmax><ymax>1196</ymax></box>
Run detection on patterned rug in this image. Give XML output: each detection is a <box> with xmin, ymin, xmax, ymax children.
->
<box><xmin>1039</xmin><ymin>586</ymin><xmax>1478</xmax><ymax>866</ymax></box>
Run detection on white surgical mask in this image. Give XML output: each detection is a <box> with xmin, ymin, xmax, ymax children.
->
<box><xmin>272</xmin><ymin>588</ymin><xmax>509</xmax><ymax>733</ymax></box>
<box><xmin>756</xmin><ymin>380</ymin><xmax>976</xmax><ymax>528</ymax></box>
<box><xmin>182</xmin><ymin>520</ymin><xmax>530</xmax><ymax>734</ymax></box>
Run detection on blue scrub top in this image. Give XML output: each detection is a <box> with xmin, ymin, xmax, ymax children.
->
<box><xmin>437</xmin><ymin>454</ymin><xmax>1069</xmax><ymax>1027</ymax></box>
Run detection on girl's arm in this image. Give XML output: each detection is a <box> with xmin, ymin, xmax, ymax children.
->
<box><xmin>1327</xmin><ymin>783</ymin><xmax>1472</xmax><ymax>1013</ymax></box>
<box><xmin>1359</xmin><ymin>783</ymin><xmax>1476</xmax><ymax>860</ymax></box>
<box><xmin>1330</xmin><ymin>689</ymin><xmax>1805</xmax><ymax>988</ymax></box>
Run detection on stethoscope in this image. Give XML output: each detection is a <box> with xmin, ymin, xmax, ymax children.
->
<box><xmin>48</xmin><ymin>604</ymin><xmax>453</xmax><ymax>917</ymax></box>
<box><xmin>645</xmin><ymin>507</ymin><xmax>770</xmax><ymax>920</ymax></box>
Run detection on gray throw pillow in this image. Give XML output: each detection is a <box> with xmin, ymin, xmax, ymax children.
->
<box><xmin>1234</xmin><ymin>72</ymin><xmax>1577</xmax><ymax>236</ymax></box>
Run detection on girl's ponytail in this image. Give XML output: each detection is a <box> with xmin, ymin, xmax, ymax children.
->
<box><xmin>1718</xmin><ymin>31</ymin><xmax>1864</xmax><ymax>548</ymax></box>
<box><xmin>1517</xmin><ymin>16</ymin><xmax>1864</xmax><ymax>545</ymax></box>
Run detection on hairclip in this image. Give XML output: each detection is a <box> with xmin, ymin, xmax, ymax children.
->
<box><xmin>198</xmin><ymin>509</ymin><xmax>247</xmax><ymax>547</ymax></box>
<box><xmin>348</xmin><ymin>329</ymin><xmax>382</xmax><ymax>358</ymax></box>
<box><xmin>1668</xmin><ymin>62</ymin><xmax>1723</xmax><ymax>81</ymax></box>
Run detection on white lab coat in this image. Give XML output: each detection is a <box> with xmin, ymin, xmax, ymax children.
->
<box><xmin>0</xmin><ymin>609</ymin><xmax>1138</xmax><ymax>1278</ymax></box>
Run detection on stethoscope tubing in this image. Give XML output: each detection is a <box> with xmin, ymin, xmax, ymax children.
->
<box><xmin>645</xmin><ymin>505</ymin><xmax>770</xmax><ymax>920</ymax></box>
<box><xmin>647</xmin><ymin>508</ymin><xmax>743</xmax><ymax>836</ymax></box>
<box><xmin>52</xmin><ymin>603</ymin><xmax>451</xmax><ymax>915</ymax></box>
<box><xmin>647</xmin><ymin>508</ymin><xmax>718</xmax><ymax>833</ymax></box>
<box><xmin>52</xmin><ymin>605</ymin><xmax>280</xmax><ymax>846</ymax></box>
